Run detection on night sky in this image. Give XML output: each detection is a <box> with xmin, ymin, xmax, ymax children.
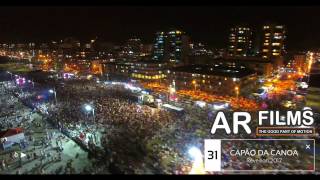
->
<box><xmin>0</xmin><ymin>6</ymin><xmax>320</xmax><ymax>50</ymax></box>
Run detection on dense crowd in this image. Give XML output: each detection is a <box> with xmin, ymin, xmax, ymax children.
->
<box><xmin>38</xmin><ymin>80</ymin><xmax>179</xmax><ymax>173</ymax></box>
<box><xmin>2</xmin><ymin>77</ymin><xmax>318</xmax><ymax>174</ymax></box>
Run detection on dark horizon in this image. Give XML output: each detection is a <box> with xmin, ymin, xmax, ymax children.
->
<box><xmin>0</xmin><ymin>6</ymin><xmax>320</xmax><ymax>50</ymax></box>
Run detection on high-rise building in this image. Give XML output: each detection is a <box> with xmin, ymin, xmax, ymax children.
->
<box><xmin>166</xmin><ymin>29</ymin><xmax>189</xmax><ymax>64</ymax></box>
<box><xmin>123</xmin><ymin>38</ymin><xmax>143</xmax><ymax>61</ymax></box>
<box><xmin>261</xmin><ymin>24</ymin><xmax>286</xmax><ymax>59</ymax></box>
<box><xmin>228</xmin><ymin>26</ymin><xmax>253</xmax><ymax>57</ymax></box>
<box><xmin>152</xmin><ymin>31</ymin><xmax>166</xmax><ymax>61</ymax></box>
<box><xmin>152</xmin><ymin>30</ymin><xmax>190</xmax><ymax>65</ymax></box>
<box><xmin>190</xmin><ymin>43</ymin><xmax>209</xmax><ymax>56</ymax></box>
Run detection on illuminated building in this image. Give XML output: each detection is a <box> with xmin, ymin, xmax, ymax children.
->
<box><xmin>165</xmin><ymin>29</ymin><xmax>190</xmax><ymax>64</ymax></box>
<box><xmin>166</xmin><ymin>64</ymin><xmax>257</xmax><ymax>96</ymax></box>
<box><xmin>228</xmin><ymin>26</ymin><xmax>253</xmax><ymax>57</ymax></box>
<box><xmin>103</xmin><ymin>61</ymin><xmax>167</xmax><ymax>81</ymax></box>
<box><xmin>122</xmin><ymin>38</ymin><xmax>143</xmax><ymax>61</ymax></box>
<box><xmin>152</xmin><ymin>30</ymin><xmax>190</xmax><ymax>65</ymax></box>
<box><xmin>222</xmin><ymin>57</ymin><xmax>273</xmax><ymax>77</ymax></box>
<box><xmin>190</xmin><ymin>43</ymin><xmax>213</xmax><ymax>57</ymax></box>
<box><xmin>261</xmin><ymin>24</ymin><xmax>286</xmax><ymax>59</ymax></box>
<box><xmin>190</xmin><ymin>56</ymin><xmax>273</xmax><ymax>77</ymax></box>
<box><xmin>152</xmin><ymin>31</ymin><xmax>166</xmax><ymax>61</ymax></box>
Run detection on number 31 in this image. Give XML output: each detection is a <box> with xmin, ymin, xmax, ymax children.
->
<box><xmin>208</xmin><ymin>150</ymin><xmax>218</xmax><ymax>159</ymax></box>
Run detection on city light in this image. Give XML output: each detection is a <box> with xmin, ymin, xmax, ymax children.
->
<box><xmin>0</xmin><ymin>7</ymin><xmax>319</xmax><ymax>175</ymax></box>
<box><xmin>84</xmin><ymin>104</ymin><xmax>95</xmax><ymax>122</ymax></box>
<box><xmin>169</xmin><ymin>86</ymin><xmax>176</xmax><ymax>93</ymax></box>
<box><xmin>49</xmin><ymin>88</ymin><xmax>57</xmax><ymax>104</ymax></box>
<box><xmin>188</xmin><ymin>147</ymin><xmax>205</xmax><ymax>174</ymax></box>
<box><xmin>85</xmin><ymin>104</ymin><xmax>93</xmax><ymax>112</ymax></box>
<box><xmin>188</xmin><ymin>147</ymin><xmax>202</xmax><ymax>160</ymax></box>
<box><xmin>16</xmin><ymin>77</ymin><xmax>26</xmax><ymax>85</ymax></box>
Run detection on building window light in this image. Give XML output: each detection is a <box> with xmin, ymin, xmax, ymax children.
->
<box><xmin>274</xmin><ymin>36</ymin><xmax>282</xmax><ymax>39</ymax></box>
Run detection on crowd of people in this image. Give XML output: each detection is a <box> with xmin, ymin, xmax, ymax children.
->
<box><xmin>2</xmin><ymin>75</ymin><xmax>318</xmax><ymax>174</ymax></box>
<box><xmin>38</xmin><ymin>80</ymin><xmax>179</xmax><ymax>173</ymax></box>
<box><xmin>0</xmin><ymin>79</ymin><xmax>101</xmax><ymax>174</ymax></box>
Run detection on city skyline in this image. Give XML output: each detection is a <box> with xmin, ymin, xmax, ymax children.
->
<box><xmin>0</xmin><ymin>5</ymin><xmax>320</xmax><ymax>175</ymax></box>
<box><xmin>0</xmin><ymin>6</ymin><xmax>320</xmax><ymax>50</ymax></box>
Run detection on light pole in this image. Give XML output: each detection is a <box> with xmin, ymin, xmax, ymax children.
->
<box><xmin>188</xmin><ymin>146</ymin><xmax>205</xmax><ymax>174</ymax></box>
<box><xmin>192</xmin><ymin>80</ymin><xmax>197</xmax><ymax>91</ymax></box>
<box><xmin>28</xmin><ymin>80</ymin><xmax>35</xmax><ymax>88</ymax></box>
<box><xmin>7</xmin><ymin>71</ymin><xmax>13</xmax><ymax>80</ymax></box>
<box><xmin>235</xmin><ymin>86</ymin><xmax>239</xmax><ymax>99</ymax></box>
<box><xmin>49</xmin><ymin>88</ymin><xmax>57</xmax><ymax>104</ymax></box>
<box><xmin>31</xmin><ymin>79</ymin><xmax>34</xmax><ymax>88</ymax></box>
<box><xmin>84</xmin><ymin>104</ymin><xmax>95</xmax><ymax>123</ymax></box>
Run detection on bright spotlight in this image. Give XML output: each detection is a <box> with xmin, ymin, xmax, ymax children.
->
<box><xmin>188</xmin><ymin>147</ymin><xmax>205</xmax><ymax>174</ymax></box>
<box><xmin>188</xmin><ymin>147</ymin><xmax>202</xmax><ymax>159</ymax></box>
<box><xmin>85</xmin><ymin>104</ymin><xmax>92</xmax><ymax>111</ymax></box>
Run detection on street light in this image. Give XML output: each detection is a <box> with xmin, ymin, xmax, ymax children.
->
<box><xmin>85</xmin><ymin>104</ymin><xmax>92</xmax><ymax>111</ymax></box>
<box><xmin>192</xmin><ymin>80</ymin><xmax>197</xmax><ymax>91</ymax></box>
<box><xmin>28</xmin><ymin>80</ymin><xmax>35</xmax><ymax>88</ymax></box>
<box><xmin>49</xmin><ymin>88</ymin><xmax>57</xmax><ymax>104</ymax></box>
<box><xmin>188</xmin><ymin>147</ymin><xmax>205</xmax><ymax>174</ymax></box>
<box><xmin>235</xmin><ymin>86</ymin><xmax>239</xmax><ymax>99</ymax></box>
<box><xmin>7</xmin><ymin>71</ymin><xmax>13</xmax><ymax>80</ymax></box>
<box><xmin>188</xmin><ymin>147</ymin><xmax>202</xmax><ymax>160</ymax></box>
<box><xmin>84</xmin><ymin>104</ymin><xmax>95</xmax><ymax>123</ymax></box>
